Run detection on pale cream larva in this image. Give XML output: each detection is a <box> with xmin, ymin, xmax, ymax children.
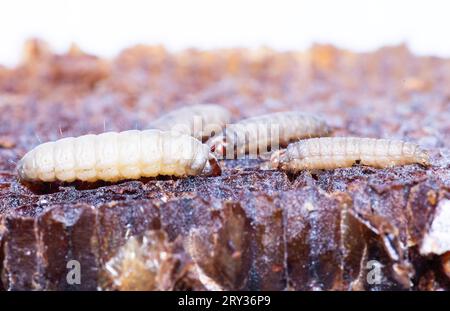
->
<box><xmin>17</xmin><ymin>130</ymin><xmax>221</xmax><ymax>183</ymax></box>
<box><xmin>149</xmin><ymin>104</ymin><xmax>231</xmax><ymax>142</ymax></box>
<box><xmin>271</xmin><ymin>137</ymin><xmax>430</xmax><ymax>172</ymax></box>
<box><xmin>207</xmin><ymin>111</ymin><xmax>330</xmax><ymax>158</ymax></box>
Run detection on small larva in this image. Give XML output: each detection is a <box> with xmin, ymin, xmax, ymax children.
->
<box><xmin>271</xmin><ymin>137</ymin><xmax>430</xmax><ymax>171</ymax></box>
<box><xmin>17</xmin><ymin>129</ymin><xmax>221</xmax><ymax>183</ymax></box>
<box><xmin>149</xmin><ymin>104</ymin><xmax>231</xmax><ymax>142</ymax></box>
<box><xmin>207</xmin><ymin>111</ymin><xmax>330</xmax><ymax>158</ymax></box>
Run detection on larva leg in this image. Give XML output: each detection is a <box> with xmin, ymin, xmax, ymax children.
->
<box><xmin>270</xmin><ymin>149</ymin><xmax>288</xmax><ymax>170</ymax></box>
<box><xmin>413</xmin><ymin>148</ymin><xmax>430</xmax><ymax>166</ymax></box>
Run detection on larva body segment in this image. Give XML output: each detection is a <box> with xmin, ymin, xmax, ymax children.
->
<box><xmin>207</xmin><ymin>111</ymin><xmax>330</xmax><ymax>158</ymax></box>
<box><xmin>271</xmin><ymin>137</ymin><xmax>430</xmax><ymax>172</ymax></box>
<box><xmin>17</xmin><ymin>130</ymin><xmax>220</xmax><ymax>183</ymax></box>
<box><xmin>149</xmin><ymin>104</ymin><xmax>231</xmax><ymax>142</ymax></box>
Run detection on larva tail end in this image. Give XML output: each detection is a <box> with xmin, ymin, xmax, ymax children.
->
<box><xmin>16</xmin><ymin>159</ymin><xmax>28</xmax><ymax>182</ymax></box>
<box><xmin>270</xmin><ymin>149</ymin><xmax>287</xmax><ymax>170</ymax></box>
<box><xmin>203</xmin><ymin>153</ymin><xmax>222</xmax><ymax>176</ymax></box>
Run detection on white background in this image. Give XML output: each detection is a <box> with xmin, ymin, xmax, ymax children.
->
<box><xmin>1</xmin><ymin>0</ymin><xmax>449</xmax><ymax>66</ymax></box>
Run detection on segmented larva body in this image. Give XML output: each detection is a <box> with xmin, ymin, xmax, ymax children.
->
<box><xmin>17</xmin><ymin>130</ymin><xmax>220</xmax><ymax>183</ymax></box>
<box><xmin>271</xmin><ymin>137</ymin><xmax>430</xmax><ymax>171</ymax></box>
<box><xmin>149</xmin><ymin>104</ymin><xmax>231</xmax><ymax>142</ymax></box>
<box><xmin>207</xmin><ymin>111</ymin><xmax>330</xmax><ymax>158</ymax></box>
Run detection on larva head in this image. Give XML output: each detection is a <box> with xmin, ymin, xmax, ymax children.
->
<box><xmin>207</xmin><ymin>134</ymin><xmax>227</xmax><ymax>159</ymax></box>
<box><xmin>202</xmin><ymin>153</ymin><xmax>222</xmax><ymax>176</ymax></box>
<box><xmin>415</xmin><ymin>148</ymin><xmax>430</xmax><ymax>166</ymax></box>
<box><xmin>270</xmin><ymin>149</ymin><xmax>288</xmax><ymax>170</ymax></box>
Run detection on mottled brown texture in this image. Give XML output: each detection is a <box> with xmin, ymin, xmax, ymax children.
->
<box><xmin>100</xmin><ymin>230</ymin><xmax>204</xmax><ymax>291</ymax></box>
<box><xmin>0</xmin><ymin>39</ymin><xmax>449</xmax><ymax>290</ymax></box>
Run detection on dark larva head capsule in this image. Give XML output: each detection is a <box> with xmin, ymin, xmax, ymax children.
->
<box><xmin>202</xmin><ymin>153</ymin><xmax>222</xmax><ymax>176</ymax></box>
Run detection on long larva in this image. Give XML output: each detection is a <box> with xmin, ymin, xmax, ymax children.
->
<box><xmin>17</xmin><ymin>129</ymin><xmax>221</xmax><ymax>183</ymax></box>
<box><xmin>149</xmin><ymin>104</ymin><xmax>231</xmax><ymax>142</ymax></box>
<box><xmin>271</xmin><ymin>137</ymin><xmax>430</xmax><ymax>171</ymax></box>
<box><xmin>207</xmin><ymin>111</ymin><xmax>330</xmax><ymax>158</ymax></box>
